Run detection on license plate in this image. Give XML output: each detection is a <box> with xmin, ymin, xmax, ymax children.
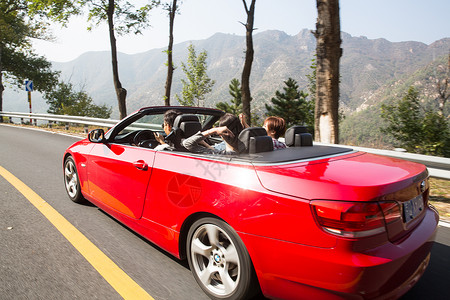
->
<box><xmin>403</xmin><ymin>194</ymin><xmax>424</xmax><ymax>223</ymax></box>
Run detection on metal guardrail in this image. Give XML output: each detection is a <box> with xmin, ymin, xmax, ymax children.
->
<box><xmin>0</xmin><ymin>111</ymin><xmax>161</xmax><ymax>132</ymax></box>
<box><xmin>1</xmin><ymin>111</ymin><xmax>450</xmax><ymax>180</ymax></box>
<box><xmin>0</xmin><ymin>111</ymin><xmax>120</xmax><ymax>129</ymax></box>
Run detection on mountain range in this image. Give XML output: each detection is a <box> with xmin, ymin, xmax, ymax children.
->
<box><xmin>4</xmin><ymin>29</ymin><xmax>449</xmax><ymax>146</ymax></box>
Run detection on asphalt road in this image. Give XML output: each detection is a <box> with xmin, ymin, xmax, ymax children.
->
<box><xmin>0</xmin><ymin>124</ymin><xmax>449</xmax><ymax>300</ymax></box>
<box><xmin>0</xmin><ymin>124</ymin><xmax>209</xmax><ymax>300</ymax></box>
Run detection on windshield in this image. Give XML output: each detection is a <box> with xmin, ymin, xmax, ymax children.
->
<box><xmin>106</xmin><ymin>107</ymin><xmax>224</xmax><ymax>146</ymax></box>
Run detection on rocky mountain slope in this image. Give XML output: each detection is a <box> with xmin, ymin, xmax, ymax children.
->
<box><xmin>47</xmin><ymin>30</ymin><xmax>449</xmax><ymax>115</ymax></box>
<box><xmin>3</xmin><ymin>29</ymin><xmax>449</xmax><ymax>146</ymax></box>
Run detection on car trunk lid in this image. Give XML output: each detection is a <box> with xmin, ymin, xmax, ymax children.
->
<box><xmin>254</xmin><ymin>151</ymin><xmax>429</xmax><ymax>241</ymax></box>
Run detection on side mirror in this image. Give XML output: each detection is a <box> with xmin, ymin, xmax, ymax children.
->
<box><xmin>88</xmin><ymin>129</ymin><xmax>105</xmax><ymax>143</ymax></box>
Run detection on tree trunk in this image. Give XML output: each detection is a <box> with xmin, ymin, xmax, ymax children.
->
<box><xmin>314</xmin><ymin>0</ymin><xmax>341</xmax><ymax>144</ymax></box>
<box><xmin>164</xmin><ymin>0</ymin><xmax>177</xmax><ymax>106</ymax></box>
<box><xmin>241</xmin><ymin>0</ymin><xmax>256</xmax><ymax>125</ymax></box>
<box><xmin>0</xmin><ymin>45</ymin><xmax>4</xmax><ymax>123</ymax></box>
<box><xmin>108</xmin><ymin>0</ymin><xmax>127</xmax><ymax>119</ymax></box>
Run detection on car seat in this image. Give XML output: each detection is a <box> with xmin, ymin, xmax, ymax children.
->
<box><xmin>165</xmin><ymin>114</ymin><xmax>202</xmax><ymax>151</ymax></box>
<box><xmin>238</xmin><ymin>127</ymin><xmax>274</xmax><ymax>154</ymax></box>
<box><xmin>285</xmin><ymin>126</ymin><xmax>313</xmax><ymax>147</ymax></box>
<box><xmin>173</xmin><ymin>114</ymin><xmax>202</xmax><ymax>138</ymax></box>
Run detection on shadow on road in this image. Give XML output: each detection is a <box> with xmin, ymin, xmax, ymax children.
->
<box><xmin>402</xmin><ymin>241</ymin><xmax>450</xmax><ymax>299</ymax></box>
<box><xmin>98</xmin><ymin>206</ymin><xmax>449</xmax><ymax>300</ymax></box>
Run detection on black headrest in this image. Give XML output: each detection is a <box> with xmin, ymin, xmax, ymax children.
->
<box><xmin>164</xmin><ymin>128</ymin><xmax>183</xmax><ymax>150</ymax></box>
<box><xmin>173</xmin><ymin>114</ymin><xmax>202</xmax><ymax>138</ymax></box>
<box><xmin>285</xmin><ymin>126</ymin><xmax>313</xmax><ymax>147</ymax></box>
<box><xmin>249</xmin><ymin>136</ymin><xmax>274</xmax><ymax>153</ymax></box>
<box><xmin>238</xmin><ymin>127</ymin><xmax>273</xmax><ymax>153</ymax></box>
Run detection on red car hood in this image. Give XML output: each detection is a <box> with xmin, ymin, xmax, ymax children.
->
<box><xmin>254</xmin><ymin>152</ymin><xmax>428</xmax><ymax>201</ymax></box>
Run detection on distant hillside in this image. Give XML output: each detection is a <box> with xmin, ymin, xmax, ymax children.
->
<box><xmin>340</xmin><ymin>54</ymin><xmax>449</xmax><ymax>147</ymax></box>
<box><xmin>46</xmin><ymin>29</ymin><xmax>319</xmax><ymax>116</ymax></box>
<box><xmin>53</xmin><ymin>29</ymin><xmax>449</xmax><ymax>115</ymax></box>
<box><xmin>3</xmin><ymin>29</ymin><xmax>449</xmax><ymax>147</ymax></box>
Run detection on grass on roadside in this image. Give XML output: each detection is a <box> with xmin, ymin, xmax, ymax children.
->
<box><xmin>429</xmin><ymin>178</ymin><xmax>450</xmax><ymax>222</ymax></box>
<box><xmin>13</xmin><ymin>123</ymin><xmax>110</xmax><ymax>138</ymax></box>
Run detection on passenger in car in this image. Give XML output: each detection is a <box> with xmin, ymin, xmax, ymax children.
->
<box><xmin>154</xmin><ymin>109</ymin><xmax>182</xmax><ymax>150</ymax></box>
<box><xmin>213</xmin><ymin>113</ymin><xmax>247</xmax><ymax>152</ymax></box>
<box><xmin>263</xmin><ymin>116</ymin><xmax>287</xmax><ymax>150</ymax></box>
<box><xmin>183</xmin><ymin>113</ymin><xmax>244</xmax><ymax>154</ymax></box>
<box><xmin>240</xmin><ymin>114</ymin><xmax>287</xmax><ymax>150</ymax></box>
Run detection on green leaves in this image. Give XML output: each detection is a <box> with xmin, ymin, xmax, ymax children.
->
<box><xmin>265</xmin><ymin>78</ymin><xmax>314</xmax><ymax>130</ymax></box>
<box><xmin>2</xmin><ymin>47</ymin><xmax>59</xmax><ymax>92</ymax></box>
<box><xmin>0</xmin><ymin>0</ymin><xmax>50</xmax><ymax>48</ymax></box>
<box><xmin>381</xmin><ymin>86</ymin><xmax>450</xmax><ymax>157</ymax></box>
<box><xmin>0</xmin><ymin>1</ymin><xmax>60</xmax><ymax>94</ymax></box>
<box><xmin>176</xmin><ymin>44</ymin><xmax>215</xmax><ymax>106</ymax></box>
<box><xmin>44</xmin><ymin>81</ymin><xmax>112</xmax><ymax>118</ymax></box>
<box><xmin>215</xmin><ymin>78</ymin><xmax>242</xmax><ymax>115</ymax></box>
<box><xmin>27</xmin><ymin>0</ymin><xmax>80</xmax><ymax>24</ymax></box>
<box><xmin>81</xmin><ymin>0</ymin><xmax>160</xmax><ymax>35</ymax></box>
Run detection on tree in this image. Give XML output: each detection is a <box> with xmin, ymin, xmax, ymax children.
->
<box><xmin>45</xmin><ymin>81</ymin><xmax>112</xmax><ymax>118</ymax></box>
<box><xmin>306</xmin><ymin>57</ymin><xmax>317</xmax><ymax>105</ymax></box>
<box><xmin>240</xmin><ymin>0</ymin><xmax>256</xmax><ymax>125</ymax></box>
<box><xmin>265</xmin><ymin>78</ymin><xmax>314</xmax><ymax>129</ymax></box>
<box><xmin>381</xmin><ymin>87</ymin><xmax>422</xmax><ymax>150</ymax></box>
<box><xmin>420</xmin><ymin>111</ymin><xmax>450</xmax><ymax>156</ymax></box>
<box><xmin>0</xmin><ymin>0</ymin><xmax>60</xmax><ymax>122</ymax></box>
<box><xmin>78</xmin><ymin>0</ymin><xmax>159</xmax><ymax>119</ymax></box>
<box><xmin>381</xmin><ymin>86</ymin><xmax>450</xmax><ymax>157</ymax></box>
<box><xmin>176</xmin><ymin>44</ymin><xmax>215</xmax><ymax>106</ymax></box>
<box><xmin>163</xmin><ymin>0</ymin><xmax>180</xmax><ymax>106</ymax></box>
<box><xmin>216</xmin><ymin>78</ymin><xmax>242</xmax><ymax>115</ymax></box>
<box><xmin>436</xmin><ymin>52</ymin><xmax>449</xmax><ymax>116</ymax></box>
<box><xmin>313</xmin><ymin>0</ymin><xmax>342</xmax><ymax>143</ymax></box>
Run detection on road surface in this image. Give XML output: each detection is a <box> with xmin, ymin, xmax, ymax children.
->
<box><xmin>0</xmin><ymin>124</ymin><xmax>448</xmax><ymax>299</ymax></box>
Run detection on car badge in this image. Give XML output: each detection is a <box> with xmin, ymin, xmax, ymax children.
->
<box><xmin>420</xmin><ymin>180</ymin><xmax>426</xmax><ymax>193</ymax></box>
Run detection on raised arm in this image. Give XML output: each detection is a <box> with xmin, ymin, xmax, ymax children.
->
<box><xmin>182</xmin><ymin>127</ymin><xmax>234</xmax><ymax>153</ymax></box>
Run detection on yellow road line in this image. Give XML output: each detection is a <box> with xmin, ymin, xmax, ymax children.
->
<box><xmin>0</xmin><ymin>165</ymin><xmax>154</xmax><ymax>300</ymax></box>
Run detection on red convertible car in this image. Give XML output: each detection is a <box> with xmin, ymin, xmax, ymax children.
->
<box><xmin>63</xmin><ymin>106</ymin><xmax>439</xmax><ymax>300</ymax></box>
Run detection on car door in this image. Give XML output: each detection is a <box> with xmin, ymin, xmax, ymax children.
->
<box><xmin>86</xmin><ymin>142</ymin><xmax>155</xmax><ymax>219</ymax></box>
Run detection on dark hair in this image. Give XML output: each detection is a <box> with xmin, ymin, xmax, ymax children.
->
<box><xmin>164</xmin><ymin>109</ymin><xmax>182</xmax><ymax>127</ymax></box>
<box><xmin>219</xmin><ymin>113</ymin><xmax>243</xmax><ymax>149</ymax></box>
<box><xmin>264</xmin><ymin>116</ymin><xmax>286</xmax><ymax>139</ymax></box>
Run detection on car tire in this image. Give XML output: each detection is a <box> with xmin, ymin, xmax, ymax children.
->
<box><xmin>187</xmin><ymin>217</ymin><xmax>259</xmax><ymax>300</ymax></box>
<box><xmin>64</xmin><ymin>156</ymin><xmax>85</xmax><ymax>204</ymax></box>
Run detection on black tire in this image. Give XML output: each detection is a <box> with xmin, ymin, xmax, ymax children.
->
<box><xmin>186</xmin><ymin>217</ymin><xmax>259</xmax><ymax>300</ymax></box>
<box><xmin>63</xmin><ymin>156</ymin><xmax>85</xmax><ymax>203</ymax></box>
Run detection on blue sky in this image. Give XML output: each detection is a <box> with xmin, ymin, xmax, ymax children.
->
<box><xmin>33</xmin><ymin>0</ymin><xmax>450</xmax><ymax>62</ymax></box>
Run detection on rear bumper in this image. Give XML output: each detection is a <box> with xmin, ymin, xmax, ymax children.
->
<box><xmin>241</xmin><ymin>207</ymin><xmax>439</xmax><ymax>300</ymax></box>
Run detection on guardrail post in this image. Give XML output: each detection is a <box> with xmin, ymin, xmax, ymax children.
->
<box><xmin>48</xmin><ymin>121</ymin><xmax>52</xmax><ymax>129</ymax></box>
<box><xmin>84</xmin><ymin>126</ymin><xmax>89</xmax><ymax>134</ymax></box>
<box><xmin>20</xmin><ymin>118</ymin><xmax>24</xmax><ymax>125</ymax></box>
<box><xmin>33</xmin><ymin>119</ymin><xmax>37</xmax><ymax>126</ymax></box>
<box><xmin>65</xmin><ymin>123</ymin><xmax>69</xmax><ymax>130</ymax></box>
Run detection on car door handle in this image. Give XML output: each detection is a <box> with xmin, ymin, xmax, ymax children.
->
<box><xmin>133</xmin><ymin>160</ymin><xmax>148</xmax><ymax>171</ymax></box>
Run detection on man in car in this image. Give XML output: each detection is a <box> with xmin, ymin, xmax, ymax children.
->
<box><xmin>154</xmin><ymin>109</ymin><xmax>182</xmax><ymax>150</ymax></box>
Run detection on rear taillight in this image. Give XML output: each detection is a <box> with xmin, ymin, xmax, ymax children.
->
<box><xmin>311</xmin><ymin>200</ymin><xmax>401</xmax><ymax>238</ymax></box>
<box><xmin>379</xmin><ymin>202</ymin><xmax>401</xmax><ymax>225</ymax></box>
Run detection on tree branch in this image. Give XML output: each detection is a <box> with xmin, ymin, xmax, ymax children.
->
<box><xmin>242</xmin><ymin>0</ymin><xmax>249</xmax><ymax>14</ymax></box>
